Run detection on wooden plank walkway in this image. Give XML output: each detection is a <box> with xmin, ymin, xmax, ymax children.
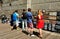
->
<box><xmin>0</xmin><ymin>23</ymin><xmax>60</xmax><ymax>39</ymax></box>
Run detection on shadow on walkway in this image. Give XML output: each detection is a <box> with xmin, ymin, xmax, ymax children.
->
<box><xmin>22</xmin><ymin>31</ymin><xmax>29</xmax><ymax>35</ymax></box>
<box><xmin>22</xmin><ymin>30</ymin><xmax>40</xmax><ymax>37</ymax></box>
<box><xmin>33</xmin><ymin>31</ymin><xmax>39</xmax><ymax>37</ymax></box>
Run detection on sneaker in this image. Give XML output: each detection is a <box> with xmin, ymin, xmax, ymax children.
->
<box><xmin>31</xmin><ymin>34</ymin><xmax>35</xmax><ymax>36</ymax></box>
<box><xmin>11</xmin><ymin>28</ymin><xmax>14</xmax><ymax>30</ymax></box>
<box><xmin>17</xmin><ymin>28</ymin><xmax>19</xmax><ymax>30</ymax></box>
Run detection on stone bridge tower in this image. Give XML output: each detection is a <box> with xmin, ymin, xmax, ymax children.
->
<box><xmin>0</xmin><ymin>0</ymin><xmax>60</xmax><ymax>15</ymax></box>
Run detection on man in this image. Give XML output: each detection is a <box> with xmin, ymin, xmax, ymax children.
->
<box><xmin>11</xmin><ymin>10</ymin><xmax>19</xmax><ymax>30</ymax></box>
<box><xmin>22</xmin><ymin>9</ymin><xmax>27</xmax><ymax>31</ymax></box>
<box><xmin>26</xmin><ymin>8</ymin><xmax>34</xmax><ymax>36</ymax></box>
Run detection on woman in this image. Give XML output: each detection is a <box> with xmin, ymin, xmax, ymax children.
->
<box><xmin>36</xmin><ymin>10</ymin><xmax>44</xmax><ymax>39</ymax></box>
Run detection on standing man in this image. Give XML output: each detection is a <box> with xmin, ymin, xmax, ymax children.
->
<box><xmin>26</xmin><ymin>8</ymin><xmax>34</xmax><ymax>36</ymax></box>
<box><xmin>11</xmin><ymin>10</ymin><xmax>19</xmax><ymax>30</ymax></box>
<box><xmin>21</xmin><ymin>9</ymin><xmax>27</xmax><ymax>31</ymax></box>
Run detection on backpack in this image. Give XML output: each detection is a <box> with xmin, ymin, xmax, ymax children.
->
<box><xmin>22</xmin><ymin>12</ymin><xmax>27</xmax><ymax>19</ymax></box>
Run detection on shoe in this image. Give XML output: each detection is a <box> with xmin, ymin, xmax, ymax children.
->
<box><xmin>17</xmin><ymin>28</ymin><xmax>19</xmax><ymax>30</ymax></box>
<box><xmin>30</xmin><ymin>34</ymin><xmax>35</xmax><ymax>37</ymax></box>
<box><xmin>11</xmin><ymin>28</ymin><xmax>14</xmax><ymax>30</ymax></box>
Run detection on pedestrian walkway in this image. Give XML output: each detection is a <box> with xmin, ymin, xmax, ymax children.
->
<box><xmin>0</xmin><ymin>23</ymin><xmax>60</xmax><ymax>39</ymax></box>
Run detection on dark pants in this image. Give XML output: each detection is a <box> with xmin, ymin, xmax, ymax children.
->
<box><xmin>10</xmin><ymin>20</ymin><xmax>13</xmax><ymax>26</ymax></box>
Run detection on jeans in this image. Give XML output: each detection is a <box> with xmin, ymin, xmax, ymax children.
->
<box><xmin>22</xmin><ymin>19</ymin><xmax>27</xmax><ymax>30</ymax></box>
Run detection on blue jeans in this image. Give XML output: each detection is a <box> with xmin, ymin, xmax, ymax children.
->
<box><xmin>22</xmin><ymin>19</ymin><xmax>27</xmax><ymax>30</ymax></box>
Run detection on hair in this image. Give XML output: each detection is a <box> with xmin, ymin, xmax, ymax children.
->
<box><xmin>38</xmin><ymin>10</ymin><xmax>43</xmax><ymax>15</ymax></box>
<box><xmin>28</xmin><ymin>8</ymin><xmax>31</xmax><ymax>11</ymax></box>
<box><xmin>15</xmin><ymin>10</ymin><xmax>18</xmax><ymax>12</ymax></box>
<box><xmin>23</xmin><ymin>9</ymin><xmax>26</xmax><ymax>11</ymax></box>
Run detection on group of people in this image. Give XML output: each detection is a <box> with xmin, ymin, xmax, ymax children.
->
<box><xmin>10</xmin><ymin>8</ymin><xmax>44</xmax><ymax>39</ymax></box>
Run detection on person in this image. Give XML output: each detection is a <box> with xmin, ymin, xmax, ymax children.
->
<box><xmin>1</xmin><ymin>13</ymin><xmax>7</xmax><ymax>24</ymax></box>
<box><xmin>11</xmin><ymin>10</ymin><xmax>19</xmax><ymax>30</ymax></box>
<box><xmin>26</xmin><ymin>8</ymin><xmax>34</xmax><ymax>36</ymax></box>
<box><xmin>21</xmin><ymin>9</ymin><xmax>27</xmax><ymax>31</ymax></box>
<box><xmin>10</xmin><ymin>14</ymin><xmax>13</xmax><ymax>26</ymax></box>
<box><xmin>36</xmin><ymin>10</ymin><xmax>44</xmax><ymax>39</ymax></box>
